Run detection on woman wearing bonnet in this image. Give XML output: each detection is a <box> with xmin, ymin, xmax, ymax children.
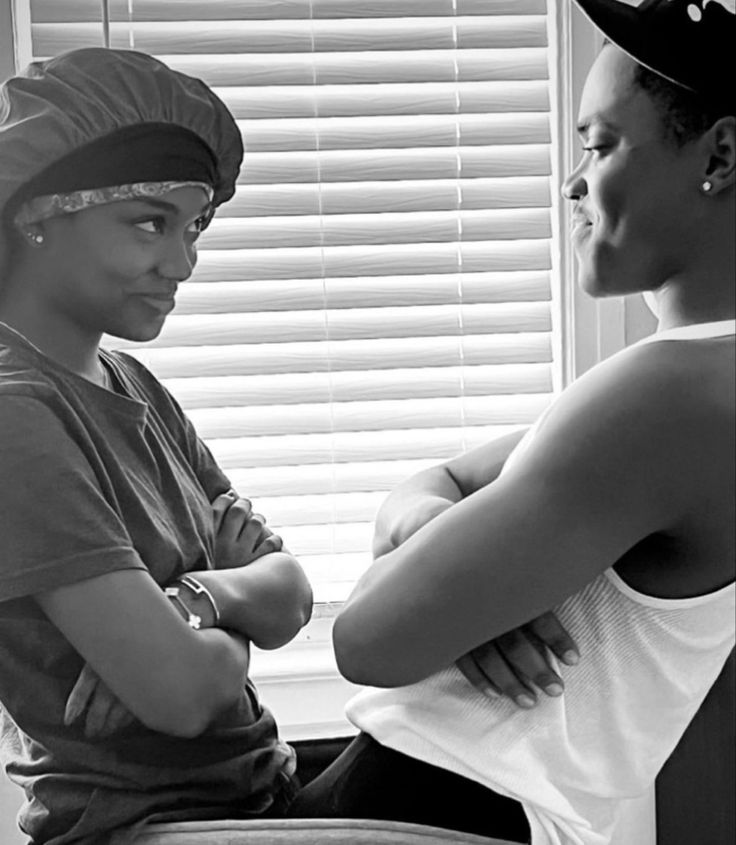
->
<box><xmin>0</xmin><ymin>47</ymin><xmax>313</xmax><ymax>845</ymax></box>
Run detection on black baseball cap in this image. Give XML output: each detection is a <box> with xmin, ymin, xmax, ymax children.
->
<box><xmin>573</xmin><ymin>0</ymin><xmax>734</xmax><ymax>111</ymax></box>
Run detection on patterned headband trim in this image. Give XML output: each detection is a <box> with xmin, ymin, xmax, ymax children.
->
<box><xmin>14</xmin><ymin>181</ymin><xmax>215</xmax><ymax>228</ymax></box>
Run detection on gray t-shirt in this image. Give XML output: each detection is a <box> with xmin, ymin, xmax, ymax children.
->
<box><xmin>0</xmin><ymin>324</ymin><xmax>295</xmax><ymax>845</ymax></box>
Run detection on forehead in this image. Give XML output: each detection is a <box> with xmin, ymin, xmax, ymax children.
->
<box><xmin>578</xmin><ymin>44</ymin><xmax>659</xmax><ymax>135</ymax></box>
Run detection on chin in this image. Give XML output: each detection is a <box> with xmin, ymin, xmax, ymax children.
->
<box><xmin>106</xmin><ymin>321</ymin><xmax>165</xmax><ymax>344</ymax></box>
<box><xmin>578</xmin><ymin>270</ymin><xmax>615</xmax><ymax>299</ymax></box>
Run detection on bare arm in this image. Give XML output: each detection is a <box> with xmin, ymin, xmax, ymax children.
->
<box><xmin>373</xmin><ymin>428</ymin><xmax>528</xmax><ymax>556</ymax></box>
<box><xmin>38</xmin><ymin>568</ymin><xmax>251</xmax><ymax>738</ymax></box>
<box><xmin>63</xmin><ymin>495</ymin><xmax>312</xmax><ymax>738</ymax></box>
<box><xmin>184</xmin><ymin>494</ymin><xmax>313</xmax><ymax>649</ymax></box>
<box><xmin>334</xmin><ymin>347</ymin><xmax>700</xmax><ymax>687</ymax></box>
<box><xmin>372</xmin><ymin>426</ymin><xmax>580</xmax><ymax>704</ymax></box>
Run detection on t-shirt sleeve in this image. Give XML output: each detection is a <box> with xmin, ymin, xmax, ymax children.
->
<box><xmin>0</xmin><ymin>395</ymin><xmax>146</xmax><ymax>602</ymax></box>
<box><xmin>179</xmin><ymin>409</ymin><xmax>233</xmax><ymax>500</ymax></box>
<box><xmin>115</xmin><ymin>352</ymin><xmax>232</xmax><ymax>501</ymax></box>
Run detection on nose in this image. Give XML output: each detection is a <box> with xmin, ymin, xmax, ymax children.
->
<box><xmin>158</xmin><ymin>236</ymin><xmax>197</xmax><ymax>283</ymax></box>
<box><xmin>561</xmin><ymin>157</ymin><xmax>587</xmax><ymax>202</ymax></box>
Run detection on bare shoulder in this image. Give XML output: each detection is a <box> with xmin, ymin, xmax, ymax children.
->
<box><xmin>510</xmin><ymin>335</ymin><xmax>734</xmax><ymax>524</ymax></box>
<box><xmin>529</xmin><ymin>336</ymin><xmax>734</xmax><ymax>596</ymax></box>
<box><xmin>544</xmin><ymin>336</ymin><xmax>733</xmax><ymax>450</ymax></box>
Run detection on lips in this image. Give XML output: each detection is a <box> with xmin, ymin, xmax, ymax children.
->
<box><xmin>137</xmin><ymin>292</ymin><xmax>176</xmax><ymax>312</ymax></box>
<box><xmin>570</xmin><ymin>212</ymin><xmax>592</xmax><ymax>240</ymax></box>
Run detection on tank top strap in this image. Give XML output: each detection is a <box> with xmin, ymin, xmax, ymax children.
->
<box><xmin>636</xmin><ymin>319</ymin><xmax>735</xmax><ymax>346</ymax></box>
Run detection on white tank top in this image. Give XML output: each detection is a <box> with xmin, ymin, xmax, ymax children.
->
<box><xmin>347</xmin><ymin>319</ymin><xmax>736</xmax><ymax>845</ymax></box>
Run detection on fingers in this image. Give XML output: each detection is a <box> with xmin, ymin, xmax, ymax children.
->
<box><xmin>65</xmin><ymin>664</ymin><xmax>135</xmax><ymax>738</ymax></box>
<box><xmin>457</xmin><ymin>652</ymin><xmax>501</xmax><ymax>699</ymax></box>
<box><xmin>254</xmin><ymin>532</ymin><xmax>283</xmax><ymax>556</ymax></box>
<box><xmin>216</xmin><ymin>496</ymin><xmax>253</xmax><ymax>544</ymax></box>
<box><xmin>239</xmin><ymin>511</ymin><xmax>268</xmax><ymax>548</ymax></box>
<box><xmin>87</xmin><ymin>697</ymin><xmax>136</xmax><ymax>739</ymax></box>
<box><xmin>64</xmin><ymin>663</ymin><xmax>99</xmax><ymax>726</ymax></box>
<box><xmin>494</xmin><ymin>627</ymin><xmax>565</xmax><ymax>702</ymax></box>
<box><xmin>525</xmin><ymin>611</ymin><xmax>580</xmax><ymax>667</ymax></box>
<box><xmin>467</xmin><ymin>640</ymin><xmax>539</xmax><ymax>709</ymax></box>
<box><xmin>211</xmin><ymin>490</ymin><xmax>238</xmax><ymax>533</ymax></box>
<box><xmin>83</xmin><ymin>679</ymin><xmax>119</xmax><ymax>738</ymax></box>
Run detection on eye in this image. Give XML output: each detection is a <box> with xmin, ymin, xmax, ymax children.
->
<box><xmin>186</xmin><ymin>215</ymin><xmax>208</xmax><ymax>238</ymax></box>
<box><xmin>134</xmin><ymin>216</ymin><xmax>166</xmax><ymax>235</ymax></box>
<box><xmin>581</xmin><ymin>140</ymin><xmax>612</xmax><ymax>155</ymax></box>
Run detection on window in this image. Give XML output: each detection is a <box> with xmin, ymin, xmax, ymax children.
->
<box><xmin>7</xmin><ymin>0</ymin><xmax>628</xmax><ymax>738</ymax></box>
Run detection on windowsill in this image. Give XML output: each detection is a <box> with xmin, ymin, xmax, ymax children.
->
<box><xmin>250</xmin><ymin>605</ymin><xmax>359</xmax><ymax>741</ymax></box>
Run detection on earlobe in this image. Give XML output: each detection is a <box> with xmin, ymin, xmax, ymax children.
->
<box><xmin>21</xmin><ymin>226</ymin><xmax>45</xmax><ymax>247</ymax></box>
<box><xmin>703</xmin><ymin>115</ymin><xmax>736</xmax><ymax>194</ymax></box>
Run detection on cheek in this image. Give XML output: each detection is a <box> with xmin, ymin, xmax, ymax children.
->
<box><xmin>589</xmin><ymin>165</ymin><xmax>630</xmax><ymax>227</ymax></box>
<box><xmin>101</xmin><ymin>242</ymin><xmax>153</xmax><ymax>281</ymax></box>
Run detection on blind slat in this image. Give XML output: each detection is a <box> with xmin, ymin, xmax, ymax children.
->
<box><xmin>163</xmin><ymin>363</ymin><xmax>552</xmax><ymax>411</ymax></box>
<box><xmin>124</xmin><ymin>301</ymin><xmax>551</xmax><ymax>349</ymax></box>
<box><xmin>148</xmin><ymin>50</ymin><xmax>550</xmax><ymax>87</ymax></box>
<box><xmin>266</xmin><ymin>522</ymin><xmax>374</xmax><ymax>558</ymax></box>
<box><xmin>186</xmin><ymin>393</ymin><xmax>552</xmax><ymax>439</ymax></box>
<box><xmin>122</xmin><ymin>332</ymin><xmax>552</xmax><ymax>378</ymax></box>
<box><xmin>187</xmin><ymin>240</ymin><xmax>550</xmax><ymax>283</ymax></box>
<box><xmin>224</xmin><ymin>176</ymin><xmax>551</xmax><ymax>217</ymax></box>
<box><xmin>31</xmin><ymin>0</ymin><xmax>546</xmax><ymax>23</ymax></box>
<box><xmin>239</xmin><ymin>145</ymin><xmax>550</xmax><ymax>184</ymax></box>
<box><xmin>223</xmin><ymin>428</ymin><xmax>526</xmax><ymax>495</ymax></box>
<box><xmin>236</xmin><ymin>114</ymin><xmax>549</xmax><ymax>153</ymax></box>
<box><xmin>201</xmin><ymin>209</ymin><xmax>551</xmax><ymax>250</ymax></box>
<box><xmin>34</xmin><ymin>17</ymin><xmax>548</xmax><ymax>55</ymax></box>
<box><xmin>216</xmin><ymin>80</ymin><xmax>549</xmax><ymax>119</ymax></box>
<box><xmin>169</xmin><ymin>272</ymin><xmax>551</xmax><ymax>315</ymax></box>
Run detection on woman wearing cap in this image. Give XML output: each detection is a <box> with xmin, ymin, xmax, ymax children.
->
<box><xmin>0</xmin><ymin>48</ymin><xmax>314</xmax><ymax>844</ymax></box>
<box><xmin>290</xmin><ymin>1</ymin><xmax>736</xmax><ymax>843</ymax></box>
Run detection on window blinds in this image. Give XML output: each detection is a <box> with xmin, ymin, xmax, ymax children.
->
<box><xmin>28</xmin><ymin>0</ymin><xmax>557</xmax><ymax>604</ymax></box>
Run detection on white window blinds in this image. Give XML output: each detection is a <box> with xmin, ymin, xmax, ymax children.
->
<box><xmin>26</xmin><ymin>0</ymin><xmax>558</xmax><ymax>606</ymax></box>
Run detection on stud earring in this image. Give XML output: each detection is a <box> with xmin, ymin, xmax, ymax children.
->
<box><xmin>25</xmin><ymin>230</ymin><xmax>44</xmax><ymax>245</ymax></box>
<box><xmin>701</xmin><ymin>180</ymin><xmax>713</xmax><ymax>193</ymax></box>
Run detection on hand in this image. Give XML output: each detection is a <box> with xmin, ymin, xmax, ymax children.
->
<box><xmin>64</xmin><ymin>663</ymin><xmax>136</xmax><ymax>738</ymax></box>
<box><xmin>457</xmin><ymin>611</ymin><xmax>579</xmax><ymax>709</ymax></box>
<box><xmin>373</xmin><ymin>496</ymin><xmax>453</xmax><ymax>557</ymax></box>
<box><xmin>212</xmin><ymin>491</ymin><xmax>283</xmax><ymax>569</ymax></box>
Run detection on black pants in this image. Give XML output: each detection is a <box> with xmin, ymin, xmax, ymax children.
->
<box><xmin>288</xmin><ymin>732</ymin><xmax>531</xmax><ymax>843</ymax></box>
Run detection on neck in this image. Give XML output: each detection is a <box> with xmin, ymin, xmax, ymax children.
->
<box><xmin>653</xmin><ymin>284</ymin><xmax>736</xmax><ymax>331</ymax></box>
<box><xmin>650</xmin><ymin>246</ymin><xmax>736</xmax><ymax>330</ymax></box>
<box><xmin>0</xmin><ymin>269</ymin><xmax>104</xmax><ymax>385</ymax></box>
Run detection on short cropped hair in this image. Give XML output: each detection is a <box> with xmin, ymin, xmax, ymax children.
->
<box><xmin>633</xmin><ymin>63</ymin><xmax>727</xmax><ymax>147</ymax></box>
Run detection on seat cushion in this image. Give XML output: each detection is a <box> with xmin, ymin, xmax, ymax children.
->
<box><xmin>127</xmin><ymin>817</ymin><xmax>518</xmax><ymax>844</ymax></box>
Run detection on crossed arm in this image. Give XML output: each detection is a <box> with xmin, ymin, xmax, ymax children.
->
<box><xmin>334</xmin><ymin>345</ymin><xmax>697</xmax><ymax>688</ymax></box>
<box><xmin>371</xmin><ymin>428</ymin><xmax>581</xmax><ymax>706</ymax></box>
<box><xmin>37</xmin><ymin>493</ymin><xmax>312</xmax><ymax>739</ymax></box>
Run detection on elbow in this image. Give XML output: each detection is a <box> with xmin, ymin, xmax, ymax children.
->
<box><xmin>145</xmin><ymin>705</ymin><xmax>212</xmax><ymax>739</ymax></box>
<box><xmin>139</xmin><ymin>695</ymin><xmax>216</xmax><ymax>738</ymax></box>
<box><xmin>333</xmin><ymin>609</ymin><xmax>420</xmax><ymax>689</ymax></box>
<box><xmin>252</xmin><ymin>561</ymin><xmax>313</xmax><ymax>650</ymax></box>
<box><xmin>139</xmin><ymin>641</ymin><xmax>248</xmax><ymax>738</ymax></box>
<box><xmin>252</xmin><ymin>614</ymin><xmax>307</xmax><ymax>650</ymax></box>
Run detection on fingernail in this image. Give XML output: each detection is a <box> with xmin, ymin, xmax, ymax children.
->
<box><xmin>563</xmin><ymin>650</ymin><xmax>579</xmax><ymax>665</ymax></box>
<box><xmin>545</xmin><ymin>683</ymin><xmax>564</xmax><ymax>697</ymax></box>
<box><xmin>517</xmin><ymin>694</ymin><xmax>536</xmax><ymax>709</ymax></box>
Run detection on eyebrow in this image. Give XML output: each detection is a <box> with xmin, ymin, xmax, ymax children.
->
<box><xmin>576</xmin><ymin>117</ymin><xmax>618</xmax><ymax>137</ymax></box>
